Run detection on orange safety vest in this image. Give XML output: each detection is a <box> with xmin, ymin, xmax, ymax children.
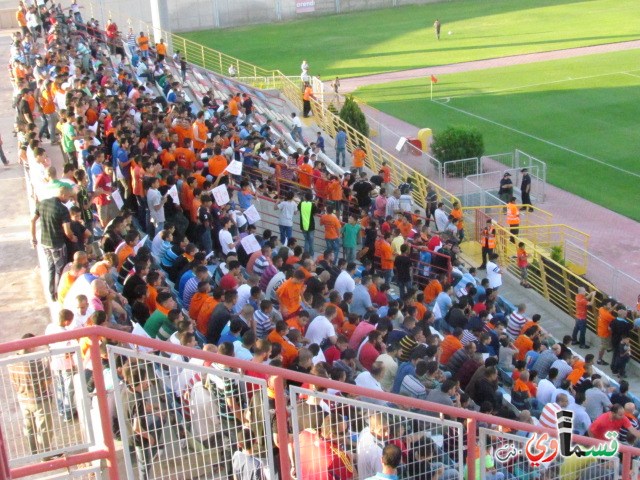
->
<box><xmin>506</xmin><ymin>203</ymin><xmax>520</xmax><ymax>226</ymax></box>
<box><xmin>481</xmin><ymin>226</ymin><xmax>496</xmax><ymax>249</ymax></box>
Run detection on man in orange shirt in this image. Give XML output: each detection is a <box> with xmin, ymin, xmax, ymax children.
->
<box><xmin>440</xmin><ymin>328</ymin><xmax>463</xmax><ymax>365</ymax></box>
<box><xmin>207</xmin><ymin>145</ymin><xmax>228</xmax><ymax>182</ymax></box>
<box><xmin>188</xmin><ymin>281</ymin><xmax>211</xmax><ymax>320</ymax></box>
<box><xmin>174</xmin><ymin>139</ymin><xmax>196</xmax><ymax>170</ymax></box>
<box><xmin>298</xmin><ymin>161</ymin><xmax>314</xmax><ymax>189</ymax></box>
<box><xmin>145</xmin><ymin>271</ymin><xmax>162</xmax><ymax>312</ymax></box>
<box><xmin>450</xmin><ymin>201</ymin><xmax>464</xmax><ymax>241</ymax></box>
<box><xmin>267</xmin><ymin>321</ymin><xmax>299</xmax><ymax>368</ymax></box>
<box><xmin>228</xmin><ymin>94</ymin><xmax>240</xmax><ymax>120</ymax></box>
<box><xmin>597</xmin><ymin>298</ymin><xmax>616</xmax><ymax>366</ymax></box>
<box><xmin>378</xmin><ymin>232</ymin><xmax>394</xmax><ymax>285</ymax></box>
<box><xmin>327</xmin><ymin>175</ymin><xmax>343</xmax><ymax>214</ymax></box>
<box><xmin>116</xmin><ymin>230</ymin><xmax>140</xmax><ymax>270</ymax></box>
<box><xmin>513</xmin><ymin>327</ymin><xmax>537</xmax><ymax>361</ymax></box>
<box><xmin>155</xmin><ymin>38</ymin><xmax>167</xmax><ymax>61</ymax></box>
<box><xmin>137</xmin><ymin>31</ymin><xmax>150</xmax><ymax>59</ymax></box>
<box><xmin>379</xmin><ymin>161</ymin><xmax>392</xmax><ymax>192</ymax></box>
<box><xmin>191</xmin><ymin>112</ymin><xmax>208</xmax><ymax>151</ymax></box>
<box><xmin>277</xmin><ymin>269</ymin><xmax>307</xmax><ymax>318</ymax></box>
<box><xmin>572</xmin><ymin>286</ymin><xmax>596</xmax><ymax>349</ymax></box>
<box><xmin>352</xmin><ymin>145</ymin><xmax>366</xmax><ymax>175</ymax></box>
<box><xmin>320</xmin><ymin>206</ymin><xmax>341</xmax><ymax>264</ymax></box>
<box><xmin>302</xmin><ymin>82</ymin><xmax>314</xmax><ymax>118</ymax></box>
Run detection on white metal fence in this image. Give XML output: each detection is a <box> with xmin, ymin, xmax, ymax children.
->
<box><xmin>0</xmin><ymin>346</ymin><xmax>94</xmax><ymax>467</ymax></box>
<box><xmin>107</xmin><ymin>345</ymin><xmax>276</xmax><ymax>480</ymax></box>
<box><xmin>290</xmin><ymin>386</ymin><xmax>465</xmax><ymax>480</ymax></box>
<box><xmin>566</xmin><ymin>240</ymin><xmax>640</xmax><ymax>308</ymax></box>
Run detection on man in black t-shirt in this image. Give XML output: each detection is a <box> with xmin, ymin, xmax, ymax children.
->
<box><xmin>394</xmin><ymin>243</ymin><xmax>413</xmax><ymax>299</ymax></box>
<box><xmin>352</xmin><ymin>172</ymin><xmax>374</xmax><ymax>209</ymax></box>
<box><xmin>520</xmin><ymin>168</ymin><xmax>533</xmax><ymax>211</ymax></box>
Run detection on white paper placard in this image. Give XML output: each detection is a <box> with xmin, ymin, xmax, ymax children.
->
<box><xmin>244</xmin><ymin>204</ymin><xmax>261</xmax><ymax>224</ymax></box>
<box><xmin>240</xmin><ymin>234</ymin><xmax>261</xmax><ymax>254</ymax></box>
<box><xmin>395</xmin><ymin>136</ymin><xmax>407</xmax><ymax>152</ymax></box>
<box><xmin>211</xmin><ymin>184</ymin><xmax>230</xmax><ymax>205</ymax></box>
<box><xmin>111</xmin><ymin>189</ymin><xmax>124</xmax><ymax>210</ymax></box>
<box><xmin>167</xmin><ymin>184</ymin><xmax>180</xmax><ymax>206</ymax></box>
<box><xmin>225</xmin><ymin>159</ymin><xmax>243</xmax><ymax>175</ymax></box>
<box><xmin>134</xmin><ymin>235</ymin><xmax>148</xmax><ymax>254</ymax></box>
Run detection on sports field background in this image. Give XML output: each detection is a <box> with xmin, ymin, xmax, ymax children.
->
<box><xmin>182</xmin><ymin>0</ymin><xmax>640</xmax><ymax>220</ymax></box>
<box><xmin>355</xmin><ymin>50</ymin><xmax>640</xmax><ymax>220</ymax></box>
<box><xmin>184</xmin><ymin>0</ymin><xmax>640</xmax><ymax>78</ymax></box>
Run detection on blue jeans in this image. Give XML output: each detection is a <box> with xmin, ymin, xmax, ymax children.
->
<box><xmin>201</xmin><ymin>229</ymin><xmax>212</xmax><ymax>254</ymax></box>
<box><xmin>336</xmin><ymin>147</ymin><xmax>346</xmax><ymax>167</ymax></box>
<box><xmin>344</xmin><ymin>246</ymin><xmax>355</xmax><ymax>263</ymax></box>
<box><xmin>303</xmin><ymin>230</ymin><xmax>315</xmax><ymax>255</ymax></box>
<box><xmin>397</xmin><ymin>280</ymin><xmax>412</xmax><ymax>299</ymax></box>
<box><xmin>291</xmin><ymin>126</ymin><xmax>303</xmax><ymax>144</ymax></box>
<box><xmin>381</xmin><ymin>268</ymin><xmax>393</xmax><ymax>285</ymax></box>
<box><xmin>43</xmin><ymin>245</ymin><xmax>67</xmax><ymax>300</ymax></box>
<box><xmin>279</xmin><ymin>225</ymin><xmax>293</xmax><ymax>245</ymax></box>
<box><xmin>572</xmin><ymin>318</ymin><xmax>587</xmax><ymax>346</ymax></box>
<box><xmin>54</xmin><ymin>370</ymin><xmax>75</xmax><ymax>420</ymax></box>
<box><xmin>326</xmin><ymin>238</ymin><xmax>340</xmax><ymax>263</ymax></box>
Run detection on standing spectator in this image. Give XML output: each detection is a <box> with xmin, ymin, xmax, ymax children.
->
<box><xmin>276</xmin><ymin>191</ymin><xmax>297</xmax><ymax>245</ymax></box>
<box><xmin>298</xmin><ymin>192</ymin><xmax>318</xmax><ymax>255</ymax></box>
<box><xmin>506</xmin><ymin>196</ymin><xmax>520</xmax><ymax>243</ymax></box>
<box><xmin>394</xmin><ymin>243</ymin><xmax>412</xmax><ymax>299</ymax></box>
<box><xmin>520</xmin><ymin>168</ymin><xmax>533</xmax><ymax>211</ymax></box>
<box><xmin>352</xmin><ymin>144</ymin><xmax>366</xmax><ymax>175</ymax></box>
<box><xmin>434</xmin><ymin>202</ymin><xmax>448</xmax><ymax>232</ymax></box>
<box><xmin>341</xmin><ymin>214</ymin><xmax>361</xmax><ymax>263</ymax></box>
<box><xmin>31</xmin><ymin>185</ymin><xmax>76</xmax><ymax>301</ymax></box>
<box><xmin>596</xmin><ymin>298</ymin><xmax>616</xmax><ymax>365</ymax></box>
<box><xmin>573</xmin><ymin>287</ymin><xmax>596</xmax><ymax>348</ymax></box>
<box><xmin>316</xmin><ymin>132</ymin><xmax>325</xmax><ymax>152</ymax></box>
<box><xmin>302</xmin><ymin>82</ymin><xmax>314</xmax><ymax>117</ymax></box>
<box><xmin>146</xmin><ymin>176</ymin><xmax>166</xmax><ymax>235</ymax></box>
<box><xmin>9</xmin><ymin>334</ymin><xmax>55</xmax><ymax>455</ymax></box>
<box><xmin>516</xmin><ymin>242</ymin><xmax>532</xmax><ymax>288</ymax></box>
<box><xmin>320</xmin><ymin>206</ymin><xmax>341</xmax><ymax>263</ymax></box>
<box><xmin>335</xmin><ymin>127</ymin><xmax>347</xmax><ymax>167</ymax></box>
<box><xmin>498</xmin><ymin>171</ymin><xmax>513</xmax><ymax>203</ymax></box>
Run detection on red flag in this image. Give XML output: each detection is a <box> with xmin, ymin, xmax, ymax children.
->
<box><xmin>430</xmin><ymin>74</ymin><xmax>438</xmax><ymax>84</ymax></box>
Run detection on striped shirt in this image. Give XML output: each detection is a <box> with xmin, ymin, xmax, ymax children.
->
<box><xmin>460</xmin><ymin>330</ymin><xmax>478</xmax><ymax>346</ymax></box>
<box><xmin>182</xmin><ymin>277</ymin><xmax>199</xmax><ymax>308</ymax></box>
<box><xmin>539</xmin><ymin>402</ymin><xmax>561</xmax><ymax>429</ymax></box>
<box><xmin>550</xmin><ymin>359</ymin><xmax>573</xmax><ymax>387</ymax></box>
<box><xmin>507</xmin><ymin>312</ymin><xmax>527</xmax><ymax>338</ymax></box>
<box><xmin>399</xmin><ymin>374</ymin><xmax>427</xmax><ymax>400</ymax></box>
<box><xmin>253</xmin><ymin>255</ymin><xmax>270</xmax><ymax>277</ymax></box>
<box><xmin>254</xmin><ymin>309</ymin><xmax>274</xmax><ymax>339</ymax></box>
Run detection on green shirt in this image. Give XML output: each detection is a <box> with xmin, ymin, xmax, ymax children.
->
<box><xmin>341</xmin><ymin>223</ymin><xmax>361</xmax><ymax>248</ymax></box>
<box><xmin>144</xmin><ymin>309</ymin><xmax>168</xmax><ymax>338</ymax></box>
<box><xmin>61</xmin><ymin>123</ymin><xmax>76</xmax><ymax>153</ymax></box>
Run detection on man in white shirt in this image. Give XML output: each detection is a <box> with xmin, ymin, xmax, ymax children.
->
<box><xmin>434</xmin><ymin>202</ymin><xmax>449</xmax><ymax>232</ymax></box>
<box><xmin>219</xmin><ymin>217</ymin><xmax>237</xmax><ymax>256</ymax></box>
<box><xmin>334</xmin><ymin>262</ymin><xmax>357</xmax><ymax>297</ymax></box>
<box><xmin>356</xmin><ymin>409</ymin><xmax>389</xmax><ymax>479</ymax></box>
<box><xmin>536</xmin><ymin>367</ymin><xmax>558</xmax><ymax>405</ymax></box>
<box><xmin>290</xmin><ymin>112</ymin><xmax>303</xmax><ymax>144</ymax></box>
<box><xmin>234</xmin><ymin>274</ymin><xmax>259</xmax><ymax>314</ymax></box>
<box><xmin>485</xmin><ymin>253</ymin><xmax>502</xmax><ymax>289</ymax></box>
<box><xmin>69</xmin><ymin>294</ymin><xmax>94</xmax><ymax>329</ymax></box>
<box><xmin>305</xmin><ymin>306</ymin><xmax>338</xmax><ymax>346</ymax></box>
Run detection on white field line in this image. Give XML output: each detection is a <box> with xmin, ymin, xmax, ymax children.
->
<box><xmin>449</xmin><ymin>69</ymin><xmax>640</xmax><ymax>98</ymax></box>
<box><xmin>433</xmin><ymin>99</ymin><xmax>640</xmax><ymax>179</ymax></box>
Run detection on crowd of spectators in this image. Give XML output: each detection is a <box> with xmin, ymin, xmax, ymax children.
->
<box><xmin>9</xmin><ymin>1</ymin><xmax>640</xmax><ymax>479</ymax></box>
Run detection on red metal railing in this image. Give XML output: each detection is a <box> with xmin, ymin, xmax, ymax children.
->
<box><xmin>1</xmin><ymin>326</ymin><xmax>639</xmax><ymax>479</ymax></box>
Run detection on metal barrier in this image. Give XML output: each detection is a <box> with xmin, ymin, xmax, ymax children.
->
<box><xmin>514</xmin><ymin>224</ymin><xmax>590</xmax><ymax>273</ymax></box>
<box><xmin>515</xmin><ymin>149</ymin><xmax>548</xmax><ymax>202</ymax></box>
<box><xmin>466</xmin><ymin>165</ymin><xmax>546</xmax><ymax>205</ymax></box>
<box><xmin>107</xmin><ymin>345</ymin><xmax>276</xmax><ymax>479</ymax></box>
<box><xmin>0</xmin><ymin>346</ymin><xmax>94</xmax><ymax>467</ymax></box>
<box><xmin>462</xmin><ymin>205</ymin><xmax>555</xmax><ymax>243</ymax></box>
<box><xmin>479</xmin><ymin>427</ymin><xmax>620</xmax><ymax>480</ymax></box>
<box><xmin>442</xmin><ymin>157</ymin><xmax>481</xmax><ymax>194</ymax></box>
<box><xmin>567</xmin><ymin>240</ymin><xmax>640</xmax><ymax>308</ymax></box>
<box><xmin>290</xmin><ymin>386</ymin><xmax>464</xmax><ymax>479</ymax></box>
<box><xmin>1</xmin><ymin>327</ymin><xmax>640</xmax><ymax>479</ymax></box>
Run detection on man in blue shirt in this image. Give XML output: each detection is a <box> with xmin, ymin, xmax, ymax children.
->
<box><xmin>351</xmin><ymin>276</ymin><xmax>375</xmax><ymax>317</ymax></box>
<box><xmin>316</xmin><ymin>131</ymin><xmax>325</xmax><ymax>152</ymax></box>
<box><xmin>365</xmin><ymin>443</ymin><xmax>401</xmax><ymax>480</ymax></box>
<box><xmin>335</xmin><ymin>127</ymin><xmax>347</xmax><ymax>167</ymax></box>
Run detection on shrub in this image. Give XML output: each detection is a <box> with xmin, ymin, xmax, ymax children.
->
<box><xmin>432</xmin><ymin>126</ymin><xmax>484</xmax><ymax>177</ymax></box>
<box><xmin>339</xmin><ymin>96</ymin><xmax>370</xmax><ymax>138</ymax></box>
<box><xmin>550</xmin><ymin>245</ymin><xmax>566</xmax><ymax>266</ymax></box>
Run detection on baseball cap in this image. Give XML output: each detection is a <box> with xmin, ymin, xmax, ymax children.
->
<box><xmin>503</xmin><ymin>172</ymin><xmax>511</xmax><ymax>177</ymax></box>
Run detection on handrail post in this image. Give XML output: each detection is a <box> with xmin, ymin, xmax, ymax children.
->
<box><xmin>622</xmin><ymin>450</ymin><xmax>632</xmax><ymax>480</ymax></box>
<box><xmin>89</xmin><ymin>335</ymin><xmax>119</xmax><ymax>480</ymax></box>
<box><xmin>272</xmin><ymin>376</ymin><xmax>291</xmax><ymax>478</ymax></box>
<box><xmin>467</xmin><ymin>418</ymin><xmax>477</xmax><ymax>480</ymax></box>
<box><xmin>201</xmin><ymin>44</ymin><xmax>205</xmax><ymax>68</ymax></box>
<box><xmin>219</xmin><ymin>54</ymin><xmax>223</xmax><ymax>75</ymax></box>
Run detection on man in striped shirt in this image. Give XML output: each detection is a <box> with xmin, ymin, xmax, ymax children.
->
<box><xmin>253</xmin><ymin>300</ymin><xmax>275</xmax><ymax>339</ymax></box>
<box><xmin>182</xmin><ymin>265</ymin><xmax>209</xmax><ymax>309</ymax></box>
<box><xmin>538</xmin><ymin>393</ymin><xmax>569</xmax><ymax>429</ymax></box>
<box><xmin>506</xmin><ymin>303</ymin><xmax>528</xmax><ymax>338</ymax></box>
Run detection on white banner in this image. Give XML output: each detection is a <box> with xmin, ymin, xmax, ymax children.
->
<box><xmin>296</xmin><ymin>1</ymin><xmax>316</xmax><ymax>13</ymax></box>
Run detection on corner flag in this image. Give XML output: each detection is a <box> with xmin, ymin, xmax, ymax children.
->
<box><xmin>430</xmin><ymin>74</ymin><xmax>438</xmax><ymax>84</ymax></box>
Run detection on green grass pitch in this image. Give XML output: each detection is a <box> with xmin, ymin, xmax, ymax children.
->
<box><xmin>183</xmin><ymin>0</ymin><xmax>640</xmax><ymax>78</ymax></box>
<box><xmin>354</xmin><ymin>50</ymin><xmax>640</xmax><ymax>220</ymax></box>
